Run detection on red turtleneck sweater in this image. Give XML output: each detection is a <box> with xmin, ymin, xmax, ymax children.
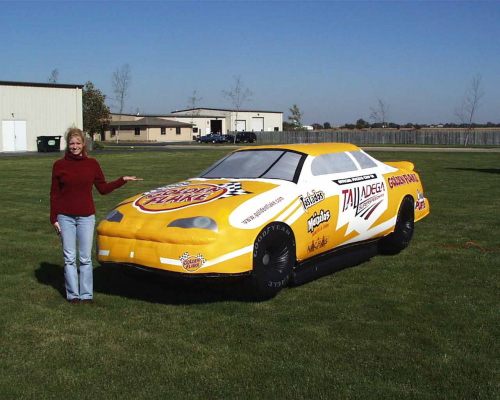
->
<box><xmin>50</xmin><ymin>152</ymin><xmax>126</xmax><ymax>224</ymax></box>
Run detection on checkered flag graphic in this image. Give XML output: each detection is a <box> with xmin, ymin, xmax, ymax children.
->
<box><xmin>217</xmin><ymin>182</ymin><xmax>252</xmax><ymax>198</ymax></box>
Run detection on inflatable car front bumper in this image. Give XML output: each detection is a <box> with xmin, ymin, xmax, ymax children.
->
<box><xmin>97</xmin><ymin>235</ymin><xmax>254</xmax><ymax>275</ymax></box>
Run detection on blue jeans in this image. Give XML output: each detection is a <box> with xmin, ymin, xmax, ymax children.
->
<box><xmin>57</xmin><ymin>214</ymin><xmax>95</xmax><ymax>300</ymax></box>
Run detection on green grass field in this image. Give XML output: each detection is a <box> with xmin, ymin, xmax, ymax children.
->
<box><xmin>0</xmin><ymin>149</ymin><xmax>498</xmax><ymax>399</ymax></box>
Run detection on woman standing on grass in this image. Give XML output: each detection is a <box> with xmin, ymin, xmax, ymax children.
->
<box><xmin>50</xmin><ymin>128</ymin><xmax>142</xmax><ymax>305</ymax></box>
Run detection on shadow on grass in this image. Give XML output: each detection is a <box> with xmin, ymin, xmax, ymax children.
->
<box><xmin>94</xmin><ymin>264</ymin><xmax>252</xmax><ymax>304</ymax></box>
<box><xmin>36</xmin><ymin>262</ymin><xmax>250</xmax><ymax>305</ymax></box>
<box><xmin>37</xmin><ymin>243</ymin><xmax>377</xmax><ymax>305</ymax></box>
<box><xmin>35</xmin><ymin>262</ymin><xmax>66</xmax><ymax>298</ymax></box>
<box><xmin>449</xmin><ymin>168</ymin><xmax>500</xmax><ymax>174</ymax></box>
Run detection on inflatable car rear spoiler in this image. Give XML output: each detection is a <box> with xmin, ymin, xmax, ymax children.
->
<box><xmin>384</xmin><ymin>161</ymin><xmax>415</xmax><ymax>171</ymax></box>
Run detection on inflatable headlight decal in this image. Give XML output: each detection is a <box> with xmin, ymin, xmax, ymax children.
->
<box><xmin>105</xmin><ymin>210</ymin><xmax>124</xmax><ymax>223</ymax></box>
<box><xmin>168</xmin><ymin>217</ymin><xmax>218</xmax><ymax>232</ymax></box>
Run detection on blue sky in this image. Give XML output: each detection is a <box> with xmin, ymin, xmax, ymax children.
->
<box><xmin>1</xmin><ymin>0</ymin><xmax>499</xmax><ymax>125</ymax></box>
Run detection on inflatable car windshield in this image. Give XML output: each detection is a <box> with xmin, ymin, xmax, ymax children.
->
<box><xmin>97</xmin><ymin>143</ymin><xmax>430</xmax><ymax>298</ymax></box>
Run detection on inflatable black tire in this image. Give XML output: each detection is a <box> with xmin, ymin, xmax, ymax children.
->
<box><xmin>247</xmin><ymin>222</ymin><xmax>296</xmax><ymax>299</ymax></box>
<box><xmin>379</xmin><ymin>195</ymin><xmax>415</xmax><ymax>255</ymax></box>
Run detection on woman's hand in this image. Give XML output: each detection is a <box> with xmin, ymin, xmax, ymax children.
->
<box><xmin>123</xmin><ymin>176</ymin><xmax>143</xmax><ymax>181</ymax></box>
<box><xmin>53</xmin><ymin>222</ymin><xmax>61</xmax><ymax>236</ymax></box>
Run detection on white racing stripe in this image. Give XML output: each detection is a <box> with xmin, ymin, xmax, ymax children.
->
<box><xmin>201</xmin><ymin>245</ymin><xmax>253</xmax><ymax>269</ymax></box>
<box><xmin>276</xmin><ymin>200</ymin><xmax>302</xmax><ymax>223</ymax></box>
<box><xmin>284</xmin><ymin>204</ymin><xmax>304</xmax><ymax>226</ymax></box>
<box><xmin>159</xmin><ymin>257</ymin><xmax>182</xmax><ymax>266</ymax></box>
<box><xmin>342</xmin><ymin>216</ymin><xmax>397</xmax><ymax>246</ymax></box>
<box><xmin>159</xmin><ymin>245</ymin><xmax>254</xmax><ymax>270</ymax></box>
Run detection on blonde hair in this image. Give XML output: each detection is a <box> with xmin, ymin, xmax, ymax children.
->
<box><xmin>65</xmin><ymin>127</ymin><xmax>88</xmax><ymax>157</ymax></box>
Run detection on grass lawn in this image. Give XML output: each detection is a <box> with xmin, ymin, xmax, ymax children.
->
<box><xmin>0</xmin><ymin>149</ymin><xmax>498</xmax><ymax>399</ymax></box>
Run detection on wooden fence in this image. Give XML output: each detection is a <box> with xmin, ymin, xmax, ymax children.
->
<box><xmin>241</xmin><ymin>130</ymin><xmax>500</xmax><ymax>146</ymax></box>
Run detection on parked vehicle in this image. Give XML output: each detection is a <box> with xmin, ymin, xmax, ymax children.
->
<box><xmin>97</xmin><ymin>143</ymin><xmax>430</xmax><ymax>299</ymax></box>
<box><xmin>197</xmin><ymin>134</ymin><xmax>227</xmax><ymax>143</ymax></box>
<box><xmin>236</xmin><ymin>131</ymin><xmax>257</xmax><ymax>143</ymax></box>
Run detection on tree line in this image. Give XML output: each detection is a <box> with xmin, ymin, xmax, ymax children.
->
<box><xmin>298</xmin><ymin>121</ymin><xmax>500</xmax><ymax>131</ymax></box>
<box><xmin>285</xmin><ymin>74</ymin><xmax>496</xmax><ymax>138</ymax></box>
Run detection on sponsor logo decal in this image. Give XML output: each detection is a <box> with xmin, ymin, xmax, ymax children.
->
<box><xmin>415</xmin><ymin>190</ymin><xmax>426</xmax><ymax>210</ymax></box>
<box><xmin>134</xmin><ymin>181</ymin><xmax>250</xmax><ymax>212</ymax></box>
<box><xmin>387</xmin><ymin>173</ymin><xmax>419</xmax><ymax>189</ymax></box>
<box><xmin>299</xmin><ymin>190</ymin><xmax>325</xmax><ymax>211</ymax></box>
<box><xmin>242</xmin><ymin>196</ymin><xmax>284</xmax><ymax>225</ymax></box>
<box><xmin>307</xmin><ymin>209</ymin><xmax>331</xmax><ymax>233</ymax></box>
<box><xmin>342</xmin><ymin>182</ymin><xmax>386</xmax><ymax>220</ymax></box>
<box><xmin>180</xmin><ymin>252</ymin><xmax>206</xmax><ymax>272</ymax></box>
<box><xmin>307</xmin><ymin>235</ymin><xmax>329</xmax><ymax>253</ymax></box>
<box><xmin>333</xmin><ymin>174</ymin><xmax>377</xmax><ymax>185</ymax></box>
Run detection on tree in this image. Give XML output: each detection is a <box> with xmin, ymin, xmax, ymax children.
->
<box><xmin>47</xmin><ymin>69</ymin><xmax>59</xmax><ymax>84</ymax></box>
<box><xmin>283</xmin><ymin>121</ymin><xmax>297</xmax><ymax>131</ymax></box>
<box><xmin>323</xmin><ymin>122</ymin><xmax>331</xmax><ymax>129</ymax></box>
<box><xmin>187</xmin><ymin>90</ymin><xmax>203</xmax><ymax>135</ymax></box>
<box><xmin>356</xmin><ymin>118</ymin><xmax>369</xmax><ymax>129</ymax></box>
<box><xmin>370</xmin><ymin>99</ymin><xmax>390</xmax><ymax>127</ymax></box>
<box><xmin>288</xmin><ymin>104</ymin><xmax>303</xmax><ymax>128</ymax></box>
<box><xmin>454</xmin><ymin>73</ymin><xmax>484</xmax><ymax>146</ymax></box>
<box><xmin>112</xmin><ymin>64</ymin><xmax>132</xmax><ymax>142</ymax></box>
<box><xmin>83</xmin><ymin>81</ymin><xmax>110</xmax><ymax>141</ymax></box>
<box><xmin>222</xmin><ymin>75</ymin><xmax>253</xmax><ymax>141</ymax></box>
<box><xmin>187</xmin><ymin>90</ymin><xmax>203</xmax><ymax>110</ymax></box>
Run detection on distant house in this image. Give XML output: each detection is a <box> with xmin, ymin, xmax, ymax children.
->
<box><xmin>103</xmin><ymin>115</ymin><xmax>193</xmax><ymax>142</ymax></box>
<box><xmin>0</xmin><ymin>81</ymin><xmax>83</xmax><ymax>152</ymax></box>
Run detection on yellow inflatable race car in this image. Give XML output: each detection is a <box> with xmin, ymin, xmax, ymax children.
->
<box><xmin>97</xmin><ymin>143</ymin><xmax>429</xmax><ymax>298</ymax></box>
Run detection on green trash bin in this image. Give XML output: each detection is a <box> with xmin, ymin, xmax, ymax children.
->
<box><xmin>37</xmin><ymin>136</ymin><xmax>62</xmax><ymax>152</ymax></box>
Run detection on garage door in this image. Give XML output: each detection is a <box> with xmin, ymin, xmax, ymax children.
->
<box><xmin>2</xmin><ymin>121</ymin><xmax>27</xmax><ymax>151</ymax></box>
<box><xmin>252</xmin><ymin>117</ymin><xmax>264</xmax><ymax>131</ymax></box>
<box><xmin>236</xmin><ymin>120</ymin><xmax>246</xmax><ymax>131</ymax></box>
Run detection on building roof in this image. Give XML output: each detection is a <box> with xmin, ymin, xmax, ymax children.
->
<box><xmin>0</xmin><ymin>80</ymin><xmax>84</xmax><ymax>89</ymax></box>
<box><xmin>110</xmin><ymin>117</ymin><xmax>192</xmax><ymax>128</ymax></box>
<box><xmin>172</xmin><ymin>107</ymin><xmax>283</xmax><ymax>114</ymax></box>
<box><xmin>111</xmin><ymin>112</ymin><xmax>224</xmax><ymax>119</ymax></box>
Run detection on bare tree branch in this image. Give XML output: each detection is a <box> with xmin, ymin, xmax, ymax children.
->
<box><xmin>454</xmin><ymin>74</ymin><xmax>484</xmax><ymax>145</ymax></box>
<box><xmin>47</xmin><ymin>69</ymin><xmax>59</xmax><ymax>84</ymax></box>
<box><xmin>455</xmin><ymin>74</ymin><xmax>484</xmax><ymax>127</ymax></box>
<box><xmin>222</xmin><ymin>75</ymin><xmax>253</xmax><ymax>141</ymax></box>
<box><xmin>187</xmin><ymin>90</ymin><xmax>203</xmax><ymax>110</ymax></box>
<box><xmin>369</xmin><ymin>99</ymin><xmax>390</xmax><ymax>127</ymax></box>
<box><xmin>111</xmin><ymin>64</ymin><xmax>132</xmax><ymax>143</ymax></box>
<box><xmin>187</xmin><ymin>90</ymin><xmax>203</xmax><ymax>140</ymax></box>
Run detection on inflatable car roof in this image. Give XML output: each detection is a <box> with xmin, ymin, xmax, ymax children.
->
<box><xmin>234</xmin><ymin>143</ymin><xmax>361</xmax><ymax>156</ymax></box>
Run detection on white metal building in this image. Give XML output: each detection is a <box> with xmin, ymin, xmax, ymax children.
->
<box><xmin>0</xmin><ymin>81</ymin><xmax>83</xmax><ymax>152</ymax></box>
<box><xmin>170</xmin><ymin>108</ymin><xmax>283</xmax><ymax>135</ymax></box>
